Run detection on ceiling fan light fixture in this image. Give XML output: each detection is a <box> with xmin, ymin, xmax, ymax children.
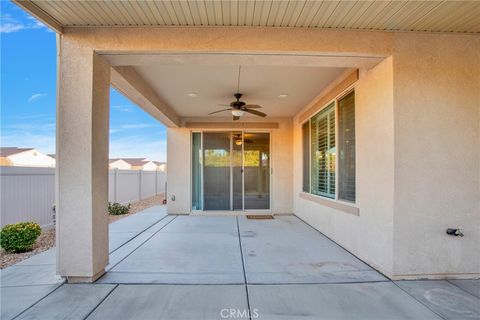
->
<box><xmin>232</xmin><ymin>110</ymin><xmax>245</xmax><ymax>117</ymax></box>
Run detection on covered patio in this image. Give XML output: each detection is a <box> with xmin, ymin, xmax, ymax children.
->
<box><xmin>100</xmin><ymin>214</ymin><xmax>385</xmax><ymax>284</ymax></box>
<box><xmin>12</xmin><ymin>0</ymin><xmax>479</xmax><ymax>295</ymax></box>
<box><xmin>2</xmin><ymin>207</ymin><xmax>479</xmax><ymax>319</ymax></box>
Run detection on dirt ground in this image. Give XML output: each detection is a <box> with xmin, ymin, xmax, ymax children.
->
<box><xmin>0</xmin><ymin>194</ymin><xmax>165</xmax><ymax>269</ymax></box>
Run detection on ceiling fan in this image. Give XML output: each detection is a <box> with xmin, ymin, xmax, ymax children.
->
<box><xmin>208</xmin><ymin>66</ymin><xmax>267</xmax><ymax>121</ymax></box>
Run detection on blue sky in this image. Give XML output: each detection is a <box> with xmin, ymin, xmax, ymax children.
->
<box><xmin>0</xmin><ymin>1</ymin><xmax>167</xmax><ymax>161</ymax></box>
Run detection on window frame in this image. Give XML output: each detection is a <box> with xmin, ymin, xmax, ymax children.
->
<box><xmin>301</xmin><ymin>87</ymin><xmax>356</xmax><ymax>206</ymax></box>
<box><xmin>301</xmin><ymin>121</ymin><xmax>310</xmax><ymax>193</ymax></box>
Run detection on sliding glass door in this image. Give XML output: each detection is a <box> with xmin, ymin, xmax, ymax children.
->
<box><xmin>243</xmin><ymin>132</ymin><xmax>270</xmax><ymax>210</ymax></box>
<box><xmin>191</xmin><ymin>131</ymin><xmax>270</xmax><ymax>211</ymax></box>
<box><xmin>203</xmin><ymin>132</ymin><xmax>231</xmax><ymax>210</ymax></box>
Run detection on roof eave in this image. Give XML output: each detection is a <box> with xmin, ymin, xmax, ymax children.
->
<box><xmin>12</xmin><ymin>0</ymin><xmax>64</xmax><ymax>34</ymax></box>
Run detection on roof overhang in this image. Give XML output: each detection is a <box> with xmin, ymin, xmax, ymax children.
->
<box><xmin>12</xmin><ymin>0</ymin><xmax>480</xmax><ymax>34</ymax></box>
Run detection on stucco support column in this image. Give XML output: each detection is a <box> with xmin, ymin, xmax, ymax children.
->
<box><xmin>56</xmin><ymin>37</ymin><xmax>110</xmax><ymax>283</ymax></box>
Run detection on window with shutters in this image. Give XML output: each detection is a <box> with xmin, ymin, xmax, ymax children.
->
<box><xmin>338</xmin><ymin>91</ymin><xmax>356</xmax><ymax>202</ymax></box>
<box><xmin>303</xmin><ymin>90</ymin><xmax>356</xmax><ymax>204</ymax></box>
<box><xmin>310</xmin><ymin>103</ymin><xmax>336</xmax><ymax>198</ymax></box>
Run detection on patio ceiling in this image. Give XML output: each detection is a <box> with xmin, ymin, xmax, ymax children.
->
<box><xmin>130</xmin><ymin>64</ymin><xmax>347</xmax><ymax>118</ymax></box>
<box><xmin>14</xmin><ymin>0</ymin><xmax>480</xmax><ymax>34</ymax></box>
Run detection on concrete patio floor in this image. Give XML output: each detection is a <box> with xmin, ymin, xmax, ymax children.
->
<box><xmin>1</xmin><ymin>206</ymin><xmax>479</xmax><ymax>319</ymax></box>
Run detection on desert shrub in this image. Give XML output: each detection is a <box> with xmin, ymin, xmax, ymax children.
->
<box><xmin>0</xmin><ymin>222</ymin><xmax>41</xmax><ymax>253</ymax></box>
<box><xmin>108</xmin><ymin>202</ymin><xmax>131</xmax><ymax>215</ymax></box>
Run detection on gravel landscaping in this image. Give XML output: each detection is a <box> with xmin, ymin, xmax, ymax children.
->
<box><xmin>108</xmin><ymin>194</ymin><xmax>164</xmax><ymax>223</ymax></box>
<box><xmin>0</xmin><ymin>194</ymin><xmax>164</xmax><ymax>269</ymax></box>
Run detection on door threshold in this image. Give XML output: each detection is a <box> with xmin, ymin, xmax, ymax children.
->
<box><xmin>246</xmin><ymin>214</ymin><xmax>274</xmax><ymax>219</ymax></box>
<box><xmin>191</xmin><ymin>210</ymin><xmax>272</xmax><ymax>216</ymax></box>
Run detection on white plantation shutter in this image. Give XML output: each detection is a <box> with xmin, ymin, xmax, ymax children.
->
<box><xmin>310</xmin><ymin>103</ymin><xmax>336</xmax><ymax>198</ymax></box>
<box><xmin>338</xmin><ymin>91</ymin><xmax>356</xmax><ymax>202</ymax></box>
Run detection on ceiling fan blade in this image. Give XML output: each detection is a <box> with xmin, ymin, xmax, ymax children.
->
<box><xmin>233</xmin><ymin>115</ymin><xmax>240</xmax><ymax>121</ymax></box>
<box><xmin>244</xmin><ymin>109</ymin><xmax>267</xmax><ymax>117</ymax></box>
<box><xmin>244</xmin><ymin>104</ymin><xmax>262</xmax><ymax>109</ymax></box>
<box><xmin>208</xmin><ymin>108</ymin><xmax>232</xmax><ymax>115</ymax></box>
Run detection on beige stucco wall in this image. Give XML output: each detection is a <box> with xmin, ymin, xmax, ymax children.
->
<box><xmin>293</xmin><ymin>33</ymin><xmax>479</xmax><ymax>279</ymax></box>
<box><xmin>56</xmin><ymin>37</ymin><xmax>110</xmax><ymax>281</ymax></box>
<box><xmin>166</xmin><ymin>127</ymin><xmax>191</xmax><ymax>214</ymax></box>
<box><xmin>293</xmin><ymin>57</ymin><xmax>395</xmax><ymax>276</ymax></box>
<box><xmin>391</xmin><ymin>34</ymin><xmax>480</xmax><ymax>279</ymax></box>
<box><xmin>166</xmin><ymin>118</ymin><xmax>293</xmax><ymax>214</ymax></box>
<box><xmin>63</xmin><ymin>27</ymin><xmax>394</xmax><ymax>58</ymax></box>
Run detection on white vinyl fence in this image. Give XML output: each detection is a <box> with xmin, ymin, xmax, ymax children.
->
<box><xmin>0</xmin><ymin>166</ymin><xmax>166</xmax><ymax>229</ymax></box>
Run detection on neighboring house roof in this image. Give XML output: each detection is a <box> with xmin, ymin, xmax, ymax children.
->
<box><xmin>109</xmin><ymin>158</ymin><xmax>165</xmax><ymax>167</ymax></box>
<box><xmin>111</xmin><ymin>158</ymin><xmax>147</xmax><ymax>166</ymax></box>
<box><xmin>0</xmin><ymin>147</ymin><xmax>34</xmax><ymax>157</ymax></box>
<box><xmin>48</xmin><ymin>154</ymin><xmax>56</xmax><ymax>159</ymax></box>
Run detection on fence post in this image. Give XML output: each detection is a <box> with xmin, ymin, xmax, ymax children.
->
<box><xmin>114</xmin><ymin>168</ymin><xmax>118</xmax><ymax>203</ymax></box>
<box><xmin>138</xmin><ymin>169</ymin><xmax>142</xmax><ymax>201</ymax></box>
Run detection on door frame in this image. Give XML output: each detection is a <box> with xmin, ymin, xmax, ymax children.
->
<box><xmin>190</xmin><ymin>129</ymin><xmax>272</xmax><ymax>214</ymax></box>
